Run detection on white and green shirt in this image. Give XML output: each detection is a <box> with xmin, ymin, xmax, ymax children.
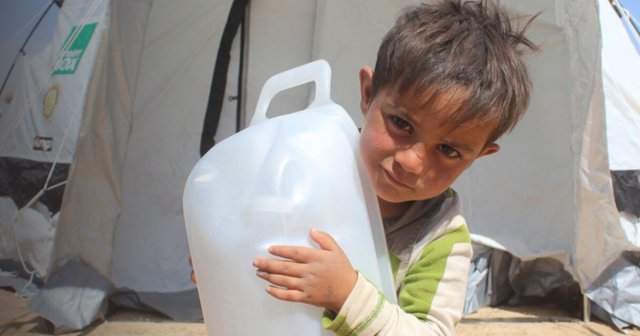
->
<box><xmin>323</xmin><ymin>190</ymin><xmax>472</xmax><ymax>336</ymax></box>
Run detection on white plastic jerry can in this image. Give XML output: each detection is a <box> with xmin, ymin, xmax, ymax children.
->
<box><xmin>183</xmin><ymin>59</ymin><xmax>395</xmax><ymax>336</ymax></box>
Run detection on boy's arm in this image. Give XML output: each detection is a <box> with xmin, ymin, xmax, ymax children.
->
<box><xmin>323</xmin><ymin>225</ymin><xmax>472</xmax><ymax>336</ymax></box>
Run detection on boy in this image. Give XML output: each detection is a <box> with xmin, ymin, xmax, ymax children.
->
<box><xmin>251</xmin><ymin>0</ymin><xmax>538</xmax><ymax>335</ymax></box>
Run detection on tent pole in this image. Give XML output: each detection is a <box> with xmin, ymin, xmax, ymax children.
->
<box><xmin>0</xmin><ymin>0</ymin><xmax>57</xmax><ymax>98</ymax></box>
<box><xmin>583</xmin><ymin>294</ymin><xmax>590</xmax><ymax>323</ymax></box>
<box><xmin>610</xmin><ymin>0</ymin><xmax>640</xmax><ymax>47</ymax></box>
<box><xmin>236</xmin><ymin>2</ymin><xmax>248</xmax><ymax>132</ymax></box>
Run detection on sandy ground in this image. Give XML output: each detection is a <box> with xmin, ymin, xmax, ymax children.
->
<box><xmin>1</xmin><ymin>287</ymin><xmax>638</xmax><ymax>335</ymax></box>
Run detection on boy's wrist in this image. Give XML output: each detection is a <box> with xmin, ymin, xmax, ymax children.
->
<box><xmin>329</xmin><ymin>269</ymin><xmax>358</xmax><ymax>313</ymax></box>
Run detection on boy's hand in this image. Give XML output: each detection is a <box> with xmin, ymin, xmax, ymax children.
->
<box><xmin>253</xmin><ymin>229</ymin><xmax>357</xmax><ymax>313</ymax></box>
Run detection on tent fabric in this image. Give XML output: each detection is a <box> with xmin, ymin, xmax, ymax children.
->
<box><xmin>30</xmin><ymin>260</ymin><xmax>113</xmax><ymax>332</ymax></box>
<box><xmin>588</xmin><ymin>251</ymin><xmax>640</xmax><ymax>328</ymax></box>
<box><xmin>51</xmin><ymin>0</ymin><xmax>234</xmax><ymax>289</ymax></box>
<box><xmin>30</xmin><ymin>0</ymin><xmax>232</xmax><ymax>328</ymax></box>
<box><xmin>463</xmin><ymin>244</ymin><xmax>514</xmax><ymax>313</ymax></box>
<box><xmin>0</xmin><ymin>0</ymin><xmax>639</xmax><ymax>331</ymax></box>
<box><xmin>0</xmin><ymin>0</ymin><xmax>108</xmax><ymax>164</ymax></box>
<box><xmin>0</xmin><ymin>0</ymin><xmax>109</xmax><ymax>287</ymax></box>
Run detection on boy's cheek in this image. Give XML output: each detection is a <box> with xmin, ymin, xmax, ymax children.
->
<box><xmin>360</xmin><ymin>130</ymin><xmax>391</xmax><ymax>161</ymax></box>
<box><xmin>358</xmin><ymin>133</ymin><xmax>376</xmax><ymax>165</ymax></box>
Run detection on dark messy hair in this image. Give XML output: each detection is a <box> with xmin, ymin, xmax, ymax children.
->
<box><xmin>372</xmin><ymin>0</ymin><xmax>539</xmax><ymax>144</ymax></box>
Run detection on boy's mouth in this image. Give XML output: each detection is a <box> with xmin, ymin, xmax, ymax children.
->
<box><xmin>382</xmin><ymin>168</ymin><xmax>412</xmax><ymax>189</ymax></box>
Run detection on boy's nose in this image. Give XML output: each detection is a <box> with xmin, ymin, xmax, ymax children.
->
<box><xmin>394</xmin><ymin>143</ymin><xmax>426</xmax><ymax>175</ymax></box>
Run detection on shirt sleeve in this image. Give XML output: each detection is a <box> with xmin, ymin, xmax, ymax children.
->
<box><xmin>322</xmin><ymin>225</ymin><xmax>472</xmax><ymax>336</ymax></box>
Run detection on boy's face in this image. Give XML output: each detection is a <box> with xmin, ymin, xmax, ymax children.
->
<box><xmin>358</xmin><ymin>67</ymin><xmax>499</xmax><ymax>216</ymax></box>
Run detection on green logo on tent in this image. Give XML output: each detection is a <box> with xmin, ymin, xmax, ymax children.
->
<box><xmin>52</xmin><ymin>23</ymin><xmax>97</xmax><ymax>75</ymax></box>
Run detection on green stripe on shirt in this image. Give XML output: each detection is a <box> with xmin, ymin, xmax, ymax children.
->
<box><xmin>389</xmin><ymin>252</ymin><xmax>400</xmax><ymax>278</ymax></box>
<box><xmin>397</xmin><ymin>223</ymin><xmax>470</xmax><ymax>320</ymax></box>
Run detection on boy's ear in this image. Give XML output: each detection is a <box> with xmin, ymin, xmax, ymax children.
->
<box><xmin>359</xmin><ymin>66</ymin><xmax>374</xmax><ymax>116</ymax></box>
<box><xmin>478</xmin><ymin>143</ymin><xmax>500</xmax><ymax>158</ymax></box>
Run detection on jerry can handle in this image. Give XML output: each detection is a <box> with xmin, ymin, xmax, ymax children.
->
<box><xmin>250</xmin><ymin>59</ymin><xmax>332</xmax><ymax>126</ymax></box>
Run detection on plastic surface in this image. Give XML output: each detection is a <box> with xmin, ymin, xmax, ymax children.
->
<box><xmin>183</xmin><ymin>60</ymin><xmax>395</xmax><ymax>335</ymax></box>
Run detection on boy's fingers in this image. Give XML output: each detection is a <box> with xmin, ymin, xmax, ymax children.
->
<box><xmin>264</xmin><ymin>285</ymin><xmax>306</xmax><ymax>303</ymax></box>
<box><xmin>256</xmin><ymin>272</ymin><xmax>302</xmax><ymax>291</ymax></box>
<box><xmin>267</xmin><ymin>245</ymin><xmax>315</xmax><ymax>263</ymax></box>
<box><xmin>253</xmin><ymin>258</ymin><xmax>305</xmax><ymax>277</ymax></box>
<box><xmin>309</xmin><ymin>228</ymin><xmax>339</xmax><ymax>251</ymax></box>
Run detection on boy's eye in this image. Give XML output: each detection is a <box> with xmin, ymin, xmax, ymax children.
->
<box><xmin>438</xmin><ymin>144</ymin><xmax>460</xmax><ymax>158</ymax></box>
<box><xmin>391</xmin><ymin>116</ymin><xmax>412</xmax><ymax>132</ymax></box>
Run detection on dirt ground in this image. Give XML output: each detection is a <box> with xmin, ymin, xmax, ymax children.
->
<box><xmin>1</xmin><ymin>287</ymin><xmax>638</xmax><ymax>335</ymax></box>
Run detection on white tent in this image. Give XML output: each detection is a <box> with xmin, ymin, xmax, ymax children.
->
<box><xmin>0</xmin><ymin>0</ymin><xmax>638</xmax><ymax>331</ymax></box>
